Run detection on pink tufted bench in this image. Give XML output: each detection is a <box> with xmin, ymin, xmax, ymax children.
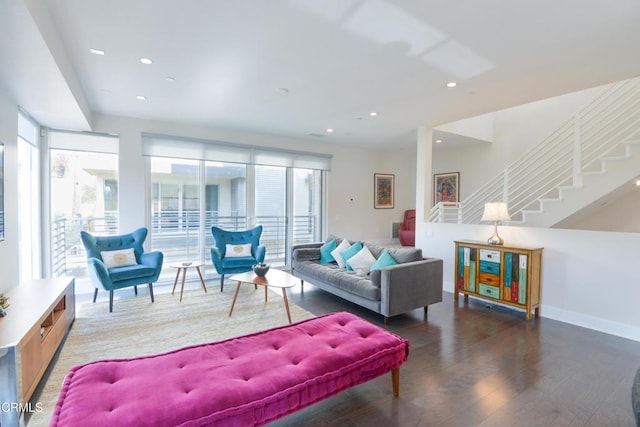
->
<box><xmin>51</xmin><ymin>311</ymin><xmax>409</xmax><ymax>426</ymax></box>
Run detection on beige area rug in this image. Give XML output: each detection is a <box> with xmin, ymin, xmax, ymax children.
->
<box><xmin>27</xmin><ymin>285</ymin><xmax>315</xmax><ymax>426</ymax></box>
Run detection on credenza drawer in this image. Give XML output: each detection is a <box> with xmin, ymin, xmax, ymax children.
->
<box><xmin>478</xmin><ymin>283</ymin><xmax>500</xmax><ymax>299</ymax></box>
<box><xmin>479</xmin><ymin>260</ymin><xmax>500</xmax><ymax>275</ymax></box>
<box><xmin>479</xmin><ymin>249</ymin><xmax>501</xmax><ymax>263</ymax></box>
<box><xmin>478</xmin><ymin>272</ymin><xmax>500</xmax><ymax>286</ymax></box>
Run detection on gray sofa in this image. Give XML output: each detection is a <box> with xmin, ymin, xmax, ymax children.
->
<box><xmin>291</xmin><ymin>239</ymin><xmax>443</xmax><ymax>320</ymax></box>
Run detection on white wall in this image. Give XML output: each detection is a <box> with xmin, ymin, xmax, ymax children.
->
<box><xmin>92</xmin><ymin>113</ymin><xmax>417</xmax><ymax>242</ymax></box>
<box><xmin>417</xmin><ymin>221</ymin><xmax>640</xmax><ymax>342</ymax></box>
<box><xmin>0</xmin><ymin>88</ymin><xmax>19</xmax><ymax>293</ymax></box>
<box><xmin>557</xmin><ymin>187</ymin><xmax>640</xmax><ymax>233</ymax></box>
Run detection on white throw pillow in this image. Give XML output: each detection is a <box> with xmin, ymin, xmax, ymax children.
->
<box><xmin>330</xmin><ymin>239</ymin><xmax>351</xmax><ymax>269</ymax></box>
<box><xmin>225</xmin><ymin>243</ymin><xmax>252</xmax><ymax>258</ymax></box>
<box><xmin>346</xmin><ymin>246</ymin><xmax>376</xmax><ymax>274</ymax></box>
<box><xmin>101</xmin><ymin>248</ymin><xmax>137</xmax><ymax>268</ymax></box>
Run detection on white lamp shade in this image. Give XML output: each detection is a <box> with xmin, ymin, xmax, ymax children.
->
<box><xmin>481</xmin><ymin>202</ymin><xmax>511</xmax><ymax>221</ymax></box>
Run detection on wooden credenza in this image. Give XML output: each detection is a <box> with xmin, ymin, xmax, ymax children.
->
<box><xmin>0</xmin><ymin>277</ymin><xmax>75</xmax><ymax>423</ymax></box>
<box><xmin>454</xmin><ymin>241</ymin><xmax>542</xmax><ymax>320</ymax></box>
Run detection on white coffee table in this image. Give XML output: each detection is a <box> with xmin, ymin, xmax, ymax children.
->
<box><xmin>228</xmin><ymin>269</ymin><xmax>299</xmax><ymax>324</ymax></box>
<box><xmin>168</xmin><ymin>261</ymin><xmax>207</xmax><ymax>302</ymax></box>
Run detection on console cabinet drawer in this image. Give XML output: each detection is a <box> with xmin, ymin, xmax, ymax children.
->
<box><xmin>479</xmin><ymin>249</ymin><xmax>500</xmax><ymax>262</ymax></box>
<box><xmin>479</xmin><ymin>260</ymin><xmax>500</xmax><ymax>275</ymax></box>
<box><xmin>479</xmin><ymin>283</ymin><xmax>500</xmax><ymax>299</ymax></box>
<box><xmin>478</xmin><ymin>272</ymin><xmax>500</xmax><ymax>286</ymax></box>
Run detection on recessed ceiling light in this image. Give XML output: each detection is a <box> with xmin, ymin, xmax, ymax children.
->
<box><xmin>369</xmin><ymin>111</ymin><xmax>378</xmax><ymax>116</ymax></box>
<box><xmin>635</xmin><ymin>179</ymin><xmax>640</xmax><ymax>186</ymax></box>
<box><xmin>140</xmin><ymin>57</ymin><xmax>153</xmax><ymax>65</ymax></box>
<box><xmin>435</xmin><ymin>139</ymin><xmax>442</xmax><ymax>144</ymax></box>
<box><xmin>89</xmin><ymin>48</ymin><xmax>105</xmax><ymax>55</ymax></box>
<box><xmin>165</xmin><ymin>76</ymin><xmax>175</xmax><ymax>82</ymax></box>
<box><xmin>136</xmin><ymin>95</ymin><xmax>146</xmax><ymax>100</ymax></box>
<box><xmin>277</xmin><ymin>87</ymin><xmax>289</xmax><ymax>94</ymax></box>
<box><xmin>326</xmin><ymin>128</ymin><xmax>334</xmax><ymax>133</ymax></box>
<box><xmin>446</xmin><ymin>82</ymin><xmax>457</xmax><ymax>88</ymax></box>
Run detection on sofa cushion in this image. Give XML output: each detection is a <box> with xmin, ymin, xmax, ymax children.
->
<box><xmin>366</xmin><ymin>243</ymin><xmax>422</xmax><ymax>264</ymax></box>
<box><xmin>342</xmin><ymin>241</ymin><xmax>363</xmax><ymax>271</ymax></box>
<box><xmin>331</xmin><ymin>239</ymin><xmax>351</xmax><ymax>268</ymax></box>
<box><xmin>320</xmin><ymin>239</ymin><xmax>337</xmax><ymax>264</ymax></box>
<box><xmin>370</xmin><ymin>249</ymin><xmax>398</xmax><ymax>271</ymax></box>
<box><xmin>294</xmin><ymin>260</ymin><xmax>380</xmax><ymax>301</ymax></box>
<box><xmin>347</xmin><ymin>246</ymin><xmax>376</xmax><ymax>274</ymax></box>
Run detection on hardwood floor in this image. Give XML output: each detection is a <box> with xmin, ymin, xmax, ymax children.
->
<box><xmin>272</xmin><ymin>285</ymin><xmax>640</xmax><ymax>427</ymax></box>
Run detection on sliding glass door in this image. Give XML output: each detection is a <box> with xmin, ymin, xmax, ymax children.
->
<box><xmin>151</xmin><ymin>159</ymin><xmax>249</xmax><ymax>265</ymax></box>
<box><xmin>149</xmin><ymin>158</ymin><xmax>324</xmax><ymax>271</ymax></box>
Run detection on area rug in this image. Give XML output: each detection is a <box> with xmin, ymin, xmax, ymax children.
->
<box><xmin>27</xmin><ymin>286</ymin><xmax>315</xmax><ymax>426</ymax></box>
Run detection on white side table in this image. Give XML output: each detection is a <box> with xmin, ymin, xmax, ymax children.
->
<box><xmin>168</xmin><ymin>262</ymin><xmax>207</xmax><ymax>302</ymax></box>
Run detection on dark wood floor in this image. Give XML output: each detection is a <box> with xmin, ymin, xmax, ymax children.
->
<box><xmin>271</xmin><ymin>285</ymin><xmax>640</xmax><ymax>427</ymax></box>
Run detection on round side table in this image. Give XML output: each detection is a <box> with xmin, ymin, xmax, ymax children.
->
<box><xmin>168</xmin><ymin>262</ymin><xmax>207</xmax><ymax>302</ymax></box>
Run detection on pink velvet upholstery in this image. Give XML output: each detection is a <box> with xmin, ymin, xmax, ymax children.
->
<box><xmin>51</xmin><ymin>312</ymin><xmax>409</xmax><ymax>427</ymax></box>
<box><xmin>399</xmin><ymin>209</ymin><xmax>416</xmax><ymax>246</ymax></box>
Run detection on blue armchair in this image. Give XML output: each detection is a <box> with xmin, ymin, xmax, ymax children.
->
<box><xmin>210</xmin><ymin>225</ymin><xmax>266</xmax><ymax>292</ymax></box>
<box><xmin>80</xmin><ymin>227</ymin><xmax>164</xmax><ymax>312</ymax></box>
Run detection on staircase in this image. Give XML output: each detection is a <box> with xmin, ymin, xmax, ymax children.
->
<box><xmin>430</xmin><ymin>76</ymin><xmax>640</xmax><ymax>227</ymax></box>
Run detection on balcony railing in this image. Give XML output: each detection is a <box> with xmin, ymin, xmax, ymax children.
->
<box><xmin>51</xmin><ymin>211</ymin><xmax>318</xmax><ymax>279</ymax></box>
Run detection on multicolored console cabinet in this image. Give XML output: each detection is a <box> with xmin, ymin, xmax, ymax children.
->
<box><xmin>454</xmin><ymin>240</ymin><xmax>543</xmax><ymax>320</ymax></box>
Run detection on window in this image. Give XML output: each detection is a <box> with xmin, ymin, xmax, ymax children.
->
<box><xmin>48</xmin><ymin>131</ymin><xmax>118</xmax><ymax>283</ymax></box>
<box><xmin>143</xmin><ymin>133</ymin><xmax>330</xmax><ymax>274</ymax></box>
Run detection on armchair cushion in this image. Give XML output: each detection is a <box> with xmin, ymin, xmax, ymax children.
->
<box><xmin>225</xmin><ymin>243</ymin><xmax>253</xmax><ymax>258</ymax></box>
<box><xmin>108</xmin><ymin>265</ymin><xmax>158</xmax><ymax>282</ymax></box>
<box><xmin>101</xmin><ymin>248</ymin><xmax>137</xmax><ymax>268</ymax></box>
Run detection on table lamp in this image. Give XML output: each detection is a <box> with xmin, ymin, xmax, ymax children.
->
<box><xmin>481</xmin><ymin>202</ymin><xmax>510</xmax><ymax>245</ymax></box>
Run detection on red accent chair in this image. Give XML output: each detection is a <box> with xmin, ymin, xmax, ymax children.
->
<box><xmin>399</xmin><ymin>209</ymin><xmax>416</xmax><ymax>246</ymax></box>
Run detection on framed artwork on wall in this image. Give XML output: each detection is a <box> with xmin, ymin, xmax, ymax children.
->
<box><xmin>434</xmin><ymin>172</ymin><xmax>459</xmax><ymax>205</ymax></box>
<box><xmin>374</xmin><ymin>173</ymin><xmax>394</xmax><ymax>209</ymax></box>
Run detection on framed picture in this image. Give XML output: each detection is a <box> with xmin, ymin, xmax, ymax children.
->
<box><xmin>434</xmin><ymin>172</ymin><xmax>459</xmax><ymax>205</ymax></box>
<box><xmin>374</xmin><ymin>173</ymin><xmax>395</xmax><ymax>209</ymax></box>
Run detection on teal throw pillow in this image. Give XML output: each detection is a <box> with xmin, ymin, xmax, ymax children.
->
<box><xmin>341</xmin><ymin>241</ymin><xmax>363</xmax><ymax>271</ymax></box>
<box><xmin>320</xmin><ymin>239</ymin><xmax>337</xmax><ymax>264</ymax></box>
<box><xmin>370</xmin><ymin>249</ymin><xmax>398</xmax><ymax>271</ymax></box>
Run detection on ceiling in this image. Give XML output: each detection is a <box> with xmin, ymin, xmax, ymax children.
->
<box><xmin>2</xmin><ymin>0</ymin><xmax>640</xmax><ymax>149</ymax></box>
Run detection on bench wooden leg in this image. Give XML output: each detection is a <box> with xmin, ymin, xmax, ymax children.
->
<box><xmin>392</xmin><ymin>368</ymin><xmax>400</xmax><ymax>397</ymax></box>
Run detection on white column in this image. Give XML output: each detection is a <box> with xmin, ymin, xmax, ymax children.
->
<box><xmin>415</xmin><ymin>127</ymin><xmax>434</xmax><ymax>246</ymax></box>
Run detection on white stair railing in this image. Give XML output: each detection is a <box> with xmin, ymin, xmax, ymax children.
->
<box><xmin>429</xmin><ymin>202</ymin><xmax>462</xmax><ymax>223</ymax></box>
<box><xmin>447</xmin><ymin>76</ymin><xmax>640</xmax><ymax>225</ymax></box>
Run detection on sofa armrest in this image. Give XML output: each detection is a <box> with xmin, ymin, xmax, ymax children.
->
<box><xmin>378</xmin><ymin>257</ymin><xmax>443</xmax><ymax>317</ymax></box>
<box><xmin>292</xmin><ymin>242</ymin><xmax>323</xmax><ymax>252</ymax></box>
<box><xmin>291</xmin><ymin>242</ymin><xmax>323</xmax><ymax>264</ymax></box>
<box><xmin>292</xmin><ymin>248</ymin><xmax>321</xmax><ymax>262</ymax></box>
